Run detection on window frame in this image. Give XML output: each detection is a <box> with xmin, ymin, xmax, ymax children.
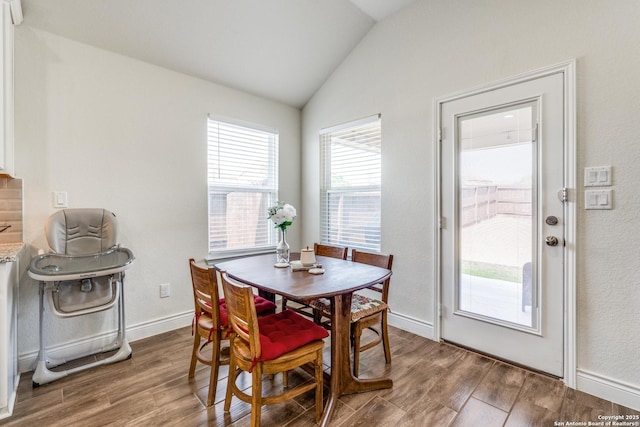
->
<box><xmin>320</xmin><ymin>114</ymin><xmax>382</xmax><ymax>253</ymax></box>
<box><xmin>206</xmin><ymin>115</ymin><xmax>279</xmax><ymax>259</ymax></box>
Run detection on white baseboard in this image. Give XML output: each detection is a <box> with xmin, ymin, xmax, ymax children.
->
<box><xmin>388</xmin><ymin>311</ymin><xmax>434</xmax><ymax>340</ymax></box>
<box><xmin>577</xmin><ymin>369</ymin><xmax>640</xmax><ymax>411</ymax></box>
<box><xmin>126</xmin><ymin>310</ymin><xmax>193</xmax><ymax>342</ymax></box>
<box><xmin>18</xmin><ymin>310</ymin><xmax>193</xmax><ymax>373</ymax></box>
<box><xmin>0</xmin><ymin>378</ymin><xmax>18</xmax><ymax>420</ymax></box>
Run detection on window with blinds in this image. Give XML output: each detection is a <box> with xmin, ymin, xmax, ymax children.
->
<box><xmin>320</xmin><ymin>115</ymin><xmax>381</xmax><ymax>252</ymax></box>
<box><xmin>207</xmin><ymin>117</ymin><xmax>278</xmax><ymax>256</ymax></box>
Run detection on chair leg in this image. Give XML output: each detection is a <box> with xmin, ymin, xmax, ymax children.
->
<box><xmin>382</xmin><ymin>312</ymin><xmax>391</xmax><ymax>364</ymax></box>
<box><xmin>207</xmin><ymin>333</ymin><xmax>221</xmax><ymax>406</ymax></box>
<box><xmin>188</xmin><ymin>333</ymin><xmax>200</xmax><ymax>378</ymax></box>
<box><xmin>251</xmin><ymin>365</ymin><xmax>263</xmax><ymax>427</ymax></box>
<box><xmin>224</xmin><ymin>347</ymin><xmax>236</xmax><ymax>412</ymax></box>
<box><xmin>315</xmin><ymin>349</ymin><xmax>324</xmax><ymax>423</ymax></box>
<box><xmin>352</xmin><ymin>323</ymin><xmax>362</xmax><ymax>377</ymax></box>
<box><xmin>313</xmin><ymin>308</ymin><xmax>322</xmax><ymax>325</ymax></box>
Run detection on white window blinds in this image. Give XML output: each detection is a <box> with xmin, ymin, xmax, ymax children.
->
<box><xmin>320</xmin><ymin>115</ymin><xmax>381</xmax><ymax>252</ymax></box>
<box><xmin>207</xmin><ymin>117</ymin><xmax>278</xmax><ymax>255</ymax></box>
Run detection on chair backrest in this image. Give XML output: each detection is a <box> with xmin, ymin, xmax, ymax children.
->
<box><xmin>352</xmin><ymin>249</ymin><xmax>393</xmax><ymax>302</ymax></box>
<box><xmin>45</xmin><ymin>208</ymin><xmax>118</xmax><ymax>255</ymax></box>
<box><xmin>189</xmin><ymin>259</ymin><xmax>222</xmax><ymax>323</ymax></box>
<box><xmin>314</xmin><ymin>243</ymin><xmax>348</xmax><ymax>260</ymax></box>
<box><xmin>219</xmin><ymin>271</ymin><xmax>262</xmax><ymax>360</ymax></box>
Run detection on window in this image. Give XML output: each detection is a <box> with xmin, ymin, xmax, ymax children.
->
<box><xmin>207</xmin><ymin>117</ymin><xmax>278</xmax><ymax>256</ymax></box>
<box><xmin>320</xmin><ymin>115</ymin><xmax>381</xmax><ymax>252</ymax></box>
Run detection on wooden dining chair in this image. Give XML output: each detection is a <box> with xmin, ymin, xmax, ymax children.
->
<box><xmin>281</xmin><ymin>243</ymin><xmax>348</xmax><ymax>318</ymax></box>
<box><xmin>309</xmin><ymin>249</ymin><xmax>393</xmax><ymax>376</ymax></box>
<box><xmin>220</xmin><ymin>270</ymin><xmax>328</xmax><ymax>427</ymax></box>
<box><xmin>188</xmin><ymin>259</ymin><xmax>276</xmax><ymax>406</ymax></box>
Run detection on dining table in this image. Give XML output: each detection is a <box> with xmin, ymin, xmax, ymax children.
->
<box><xmin>214</xmin><ymin>253</ymin><xmax>393</xmax><ymax>426</ymax></box>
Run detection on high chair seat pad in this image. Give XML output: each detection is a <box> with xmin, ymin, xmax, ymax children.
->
<box><xmin>46</xmin><ymin>208</ymin><xmax>118</xmax><ymax>256</ymax></box>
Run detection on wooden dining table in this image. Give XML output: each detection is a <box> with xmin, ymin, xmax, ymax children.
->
<box><xmin>214</xmin><ymin>253</ymin><xmax>393</xmax><ymax>426</ymax></box>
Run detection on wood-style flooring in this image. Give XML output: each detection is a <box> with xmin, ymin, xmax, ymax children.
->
<box><xmin>1</xmin><ymin>325</ymin><xmax>637</xmax><ymax>426</ymax></box>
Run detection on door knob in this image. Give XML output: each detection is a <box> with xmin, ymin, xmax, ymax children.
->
<box><xmin>545</xmin><ymin>236</ymin><xmax>559</xmax><ymax>246</ymax></box>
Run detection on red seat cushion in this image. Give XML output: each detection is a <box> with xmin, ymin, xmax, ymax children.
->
<box><xmin>206</xmin><ymin>296</ymin><xmax>276</xmax><ymax>327</ymax></box>
<box><xmin>257</xmin><ymin>310</ymin><xmax>329</xmax><ymax>362</ymax></box>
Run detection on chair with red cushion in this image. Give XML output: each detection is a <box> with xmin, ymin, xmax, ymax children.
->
<box><xmin>220</xmin><ymin>270</ymin><xmax>328</xmax><ymax>427</ymax></box>
<box><xmin>188</xmin><ymin>259</ymin><xmax>276</xmax><ymax>406</ymax></box>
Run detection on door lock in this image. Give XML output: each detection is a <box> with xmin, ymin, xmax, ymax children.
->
<box><xmin>545</xmin><ymin>236</ymin><xmax>559</xmax><ymax>246</ymax></box>
<box><xmin>545</xmin><ymin>216</ymin><xmax>559</xmax><ymax>226</ymax></box>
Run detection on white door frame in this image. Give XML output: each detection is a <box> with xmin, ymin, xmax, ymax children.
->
<box><xmin>433</xmin><ymin>60</ymin><xmax>577</xmax><ymax>387</ymax></box>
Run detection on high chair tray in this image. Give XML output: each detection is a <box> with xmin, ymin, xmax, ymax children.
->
<box><xmin>28</xmin><ymin>247</ymin><xmax>135</xmax><ymax>282</ymax></box>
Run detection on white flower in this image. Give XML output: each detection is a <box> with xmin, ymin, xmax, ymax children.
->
<box><xmin>281</xmin><ymin>204</ymin><xmax>296</xmax><ymax>221</ymax></box>
<box><xmin>272</xmin><ymin>210</ymin><xmax>286</xmax><ymax>225</ymax></box>
<box><xmin>268</xmin><ymin>201</ymin><xmax>297</xmax><ymax>230</ymax></box>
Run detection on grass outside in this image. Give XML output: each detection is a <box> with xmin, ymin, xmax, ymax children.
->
<box><xmin>461</xmin><ymin>260</ymin><xmax>521</xmax><ymax>283</ymax></box>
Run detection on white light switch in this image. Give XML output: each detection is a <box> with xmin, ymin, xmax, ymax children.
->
<box><xmin>585</xmin><ymin>189</ymin><xmax>613</xmax><ymax>210</ymax></box>
<box><xmin>584</xmin><ymin>166</ymin><xmax>612</xmax><ymax>187</ymax></box>
<box><xmin>53</xmin><ymin>191</ymin><xmax>68</xmax><ymax>208</ymax></box>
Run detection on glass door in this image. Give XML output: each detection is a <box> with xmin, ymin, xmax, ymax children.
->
<box><xmin>457</xmin><ymin>103</ymin><xmax>537</xmax><ymax>330</ymax></box>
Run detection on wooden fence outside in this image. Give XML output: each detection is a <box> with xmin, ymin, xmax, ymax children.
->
<box><xmin>461</xmin><ymin>185</ymin><xmax>531</xmax><ymax>227</ymax></box>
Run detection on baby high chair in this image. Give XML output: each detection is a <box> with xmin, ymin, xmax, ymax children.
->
<box><xmin>28</xmin><ymin>208</ymin><xmax>135</xmax><ymax>386</ymax></box>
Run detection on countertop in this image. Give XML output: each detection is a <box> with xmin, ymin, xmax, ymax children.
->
<box><xmin>0</xmin><ymin>242</ymin><xmax>25</xmax><ymax>263</ymax></box>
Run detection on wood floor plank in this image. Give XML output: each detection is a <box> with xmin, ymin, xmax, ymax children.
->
<box><xmin>424</xmin><ymin>342</ymin><xmax>466</xmax><ymax>369</ymax></box>
<box><xmin>397</xmin><ymin>398</ymin><xmax>457</xmax><ymax>427</ymax></box>
<box><xmin>67</xmin><ymin>391</ymin><xmax>158</xmax><ymax>427</ymax></box>
<box><xmin>450</xmin><ymin>397</ymin><xmax>508</xmax><ymax>427</ymax></box>
<box><xmin>472</xmin><ymin>361</ymin><xmax>527</xmax><ymax>412</ymax></box>
<box><xmin>4</xmin><ymin>390</ymin><xmax>112</xmax><ymax>427</ymax></box>
<box><xmin>612</xmin><ymin>403</ymin><xmax>640</xmax><ymax>417</ymax></box>
<box><xmin>341</xmin><ymin>396</ymin><xmax>405</xmax><ymax>427</ymax></box>
<box><xmin>282</xmin><ymin>397</ymin><xmax>356</xmax><ymax>427</ymax></box>
<box><xmin>129</xmin><ymin>392</ymin><xmax>204</xmax><ymax>425</ymax></box>
<box><xmin>504</xmin><ymin>399</ymin><xmax>560</xmax><ymax>427</ymax></box>
<box><xmin>379</xmin><ymin>359</ymin><xmax>445</xmax><ymax>411</ymax></box>
<box><xmin>426</xmin><ymin>351</ymin><xmax>494</xmax><ymax>411</ymax></box>
<box><xmin>516</xmin><ymin>372</ymin><xmax>567</xmax><ymax>413</ymax></box>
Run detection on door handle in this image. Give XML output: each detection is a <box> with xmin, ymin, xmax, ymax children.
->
<box><xmin>545</xmin><ymin>236</ymin><xmax>559</xmax><ymax>246</ymax></box>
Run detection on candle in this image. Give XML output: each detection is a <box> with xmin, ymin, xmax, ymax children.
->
<box><xmin>300</xmin><ymin>246</ymin><xmax>316</xmax><ymax>266</ymax></box>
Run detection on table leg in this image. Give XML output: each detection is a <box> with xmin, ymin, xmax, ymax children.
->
<box><xmin>319</xmin><ymin>293</ymin><xmax>393</xmax><ymax>426</ymax></box>
<box><xmin>257</xmin><ymin>289</ymin><xmax>276</xmax><ymax>304</ymax></box>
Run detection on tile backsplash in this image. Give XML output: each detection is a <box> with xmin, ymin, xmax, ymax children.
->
<box><xmin>0</xmin><ymin>177</ymin><xmax>22</xmax><ymax>244</ymax></box>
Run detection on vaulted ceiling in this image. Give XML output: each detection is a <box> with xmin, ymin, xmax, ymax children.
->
<box><xmin>20</xmin><ymin>0</ymin><xmax>416</xmax><ymax>108</ymax></box>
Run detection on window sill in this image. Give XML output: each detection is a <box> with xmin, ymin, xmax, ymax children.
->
<box><xmin>206</xmin><ymin>248</ymin><xmax>275</xmax><ymax>266</ymax></box>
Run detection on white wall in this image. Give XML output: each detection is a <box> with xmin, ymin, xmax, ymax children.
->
<box><xmin>14</xmin><ymin>28</ymin><xmax>301</xmax><ymax>365</ymax></box>
<box><xmin>302</xmin><ymin>0</ymin><xmax>640</xmax><ymax>408</ymax></box>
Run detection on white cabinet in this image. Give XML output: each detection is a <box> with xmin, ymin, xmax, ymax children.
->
<box><xmin>0</xmin><ymin>260</ymin><xmax>18</xmax><ymax>419</ymax></box>
<box><xmin>0</xmin><ymin>0</ymin><xmax>20</xmax><ymax>177</ymax></box>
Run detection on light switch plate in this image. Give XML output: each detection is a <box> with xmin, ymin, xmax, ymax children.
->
<box><xmin>584</xmin><ymin>166</ymin><xmax>612</xmax><ymax>187</ymax></box>
<box><xmin>585</xmin><ymin>189</ymin><xmax>613</xmax><ymax>210</ymax></box>
<box><xmin>53</xmin><ymin>191</ymin><xmax>68</xmax><ymax>208</ymax></box>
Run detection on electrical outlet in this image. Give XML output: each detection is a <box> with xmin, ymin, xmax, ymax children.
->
<box><xmin>160</xmin><ymin>283</ymin><xmax>170</xmax><ymax>298</ymax></box>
